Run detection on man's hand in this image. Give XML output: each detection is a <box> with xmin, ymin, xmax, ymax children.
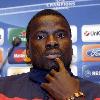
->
<box><xmin>41</xmin><ymin>58</ymin><xmax>80</xmax><ymax>100</ymax></box>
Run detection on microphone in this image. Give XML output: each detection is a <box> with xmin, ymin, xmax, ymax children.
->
<box><xmin>0</xmin><ymin>37</ymin><xmax>22</xmax><ymax>75</ymax></box>
<box><xmin>12</xmin><ymin>37</ymin><xmax>21</xmax><ymax>47</ymax></box>
<box><xmin>8</xmin><ymin>37</ymin><xmax>21</xmax><ymax>56</ymax></box>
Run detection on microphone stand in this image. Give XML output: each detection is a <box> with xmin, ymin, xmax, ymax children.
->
<box><xmin>0</xmin><ymin>37</ymin><xmax>21</xmax><ymax>76</ymax></box>
<box><xmin>0</xmin><ymin>46</ymin><xmax>15</xmax><ymax>75</ymax></box>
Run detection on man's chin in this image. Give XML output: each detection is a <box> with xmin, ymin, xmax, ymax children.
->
<box><xmin>45</xmin><ymin>60</ymin><xmax>59</xmax><ymax>71</ymax></box>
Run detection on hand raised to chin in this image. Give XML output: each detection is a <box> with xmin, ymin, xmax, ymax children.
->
<box><xmin>41</xmin><ymin>58</ymin><xmax>80</xmax><ymax>100</ymax></box>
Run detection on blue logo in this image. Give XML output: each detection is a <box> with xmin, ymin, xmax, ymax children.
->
<box><xmin>87</xmin><ymin>48</ymin><xmax>100</xmax><ymax>57</ymax></box>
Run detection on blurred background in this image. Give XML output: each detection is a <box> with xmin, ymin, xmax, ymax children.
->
<box><xmin>0</xmin><ymin>0</ymin><xmax>100</xmax><ymax>84</ymax></box>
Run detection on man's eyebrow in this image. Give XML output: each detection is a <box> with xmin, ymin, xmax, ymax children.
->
<box><xmin>54</xmin><ymin>29</ymin><xmax>69</xmax><ymax>33</ymax></box>
<box><xmin>34</xmin><ymin>30</ymin><xmax>47</xmax><ymax>34</ymax></box>
<box><xmin>38</xmin><ymin>30</ymin><xmax>47</xmax><ymax>33</ymax></box>
<box><xmin>30</xmin><ymin>30</ymin><xmax>46</xmax><ymax>37</ymax></box>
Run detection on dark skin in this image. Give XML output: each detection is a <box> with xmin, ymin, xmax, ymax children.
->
<box><xmin>27</xmin><ymin>15</ymin><xmax>80</xmax><ymax>100</ymax></box>
<box><xmin>41</xmin><ymin>58</ymin><xmax>80</xmax><ymax>100</ymax></box>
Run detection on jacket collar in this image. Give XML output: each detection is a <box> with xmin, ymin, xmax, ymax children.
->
<box><xmin>29</xmin><ymin>68</ymin><xmax>73</xmax><ymax>84</ymax></box>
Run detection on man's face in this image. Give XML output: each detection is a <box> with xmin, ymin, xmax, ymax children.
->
<box><xmin>27</xmin><ymin>15</ymin><xmax>73</xmax><ymax>71</ymax></box>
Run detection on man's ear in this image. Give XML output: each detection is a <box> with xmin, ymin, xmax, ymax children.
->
<box><xmin>26</xmin><ymin>49</ymin><xmax>31</xmax><ymax>57</ymax></box>
<box><xmin>25</xmin><ymin>42</ymin><xmax>31</xmax><ymax>63</ymax></box>
<box><xmin>25</xmin><ymin>49</ymin><xmax>31</xmax><ymax>63</ymax></box>
<box><xmin>26</xmin><ymin>42</ymin><xmax>30</xmax><ymax>55</ymax></box>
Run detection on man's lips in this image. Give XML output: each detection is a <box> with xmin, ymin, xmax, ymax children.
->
<box><xmin>45</xmin><ymin>50</ymin><xmax>62</xmax><ymax>59</ymax></box>
<box><xmin>45</xmin><ymin>54</ymin><xmax>61</xmax><ymax>59</ymax></box>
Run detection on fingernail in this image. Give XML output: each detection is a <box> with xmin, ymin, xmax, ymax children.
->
<box><xmin>55</xmin><ymin>58</ymin><xmax>59</xmax><ymax>60</ymax></box>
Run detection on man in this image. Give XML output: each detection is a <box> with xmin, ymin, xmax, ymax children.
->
<box><xmin>0</xmin><ymin>9</ymin><xmax>100</xmax><ymax>100</ymax></box>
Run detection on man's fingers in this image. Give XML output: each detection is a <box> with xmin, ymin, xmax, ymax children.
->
<box><xmin>45</xmin><ymin>74</ymin><xmax>54</xmax><ymax>82</ymax></box>
<box><xmin>50</xmin><ymin>69</ymin><xmax>57</xmax><ymax>76</ymax></box>
<box><xmin>41</xmin><ymin>83</ymin><xmax>53</xmax><ymax>95</ymax></box>
<box><xmin>41</xmin><ymin>83</ymin><xmax>52</xmax><ymax>93</ymax></box>
<box><xmin>55</xmin><ymin>58</ymin><xmax>65</xmax><ymax>71</ymax></box>
<box><xmin>41</xmin><ymin>83</ymin><xmax>49</xmax><ymax>89</ymax></box>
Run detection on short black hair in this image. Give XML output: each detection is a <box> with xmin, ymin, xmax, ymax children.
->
<box><xmin>26</xmin><ymin>9</ymin><xmax>71</xmax><ymax>43</ymax></box>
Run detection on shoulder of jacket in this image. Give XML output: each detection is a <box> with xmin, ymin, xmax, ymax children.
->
<box><xmin>0</xmin><ymin>73</ymin><xmax>29</xmax><ymax>84</ymax></box>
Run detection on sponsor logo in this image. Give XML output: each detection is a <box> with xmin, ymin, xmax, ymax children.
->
<box><xmin>14</xmin><ymin>49</ymin><xmax>26</xmax><ymax>62</ymax></box>
<box><xmin>71</xmin><ymin>25</ymin><xmax>77</xmax><ymax>43</ymax></box>
<box><xmin>82</xmin><ymin>65</ymin><xmax>100</xmax><ymax>83</ymax></box>
<box><xmin>87</xmin><ymin>48</ymin><xmax>100</xmax><ymax>58</ymax></box>
<box><xmin>83</xmin><ymin>69</ymin><xmax>100</xmax><ymax>78</ymax></box>
<box><xmin>82</xmin><ymin>45</ymin><xmax>100</xmax><ymax>62</ymax></box>
<box><xmin>82</xmin><ymin>24</ymin><xmax>100</xmax><ymax>42</ymax></box>
<box><xmin>8</xmin><ymin>47</ymin><xmax>31</xmax><ymax>64</ymax></box>
<box><xmin>8</xmin><ymin>28</ymin><xmax>26</xmax><ymax>44</ymax></box>
<box><xmin>46</xmin><ymin>0</ymin><xmax>75</xmax><ymax>9</ymax></box>
<box><xmin>84</xmin><ymin>30</ymin><xmax>100</xmax><ymax>36</ymax></box>
<box><xmin>0</xmin><ymin>28</ymin><xmax>4</xmax><ymax>45</ymax></box>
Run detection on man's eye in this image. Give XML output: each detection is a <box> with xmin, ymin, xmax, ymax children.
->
<box><xmin>37</xmin><ymin>34</ymin><xmax>46</xmax><ymax>40</ymax></box>
<box><xmin>56</xmin><ymin>32</ymin><xmax>65</xmax><ymax>38</ymax></box>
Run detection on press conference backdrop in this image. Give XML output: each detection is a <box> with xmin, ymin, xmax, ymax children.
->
<box><xmin>0</xmin><ymin>0</ymin><xmax>100</xmax><ymax>84</ymax></box>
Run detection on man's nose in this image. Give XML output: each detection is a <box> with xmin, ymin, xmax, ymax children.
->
<box><xmin>45</xmin><ymin>35</ymin><xmax>59</xmax><ymax>49</ymax></box>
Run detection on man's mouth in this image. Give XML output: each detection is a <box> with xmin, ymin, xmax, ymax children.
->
<box><xmin>45</xmin><ymin>54</ymin><xmax>61</xmax><ymax>59</ymax></box>
<box><xmin>45</xmin><ymin>50</ymin><xmax>62</xmax><ymax>60</ymax></box>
